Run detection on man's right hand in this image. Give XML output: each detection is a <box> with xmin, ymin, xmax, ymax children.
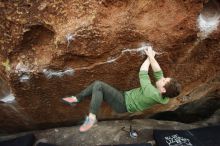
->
<box><xmin>145</xmin><ymin>47</ymin><xmax>162</xmax><ymax>72</ymax></box>
<box><xmin>144</xmin><ymin>46</ymin><xmax>156</xmax><ymax>58</ymax></box>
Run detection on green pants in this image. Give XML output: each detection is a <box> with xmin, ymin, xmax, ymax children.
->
<box><xmin>76</xmin><ymin>80</ymin><xmax>127</xmax><ymax>115</ymax></box>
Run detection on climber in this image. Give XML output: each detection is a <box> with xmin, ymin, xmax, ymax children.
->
<box><xmin>62</xmin><ymin>46</ymin><xmax>181</xmax><ymax>132</ymax></box>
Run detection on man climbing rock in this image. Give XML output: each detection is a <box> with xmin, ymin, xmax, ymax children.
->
<box><xmin>62</xmin><ymin>46</ymin><xmax>181</xmax><ymax>132</ymax></box>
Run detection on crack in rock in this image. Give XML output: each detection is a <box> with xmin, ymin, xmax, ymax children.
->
<box><xmin>74</xmin><ymin>45</ymin><xmax>154</xmax><ymax>71</ymax></box>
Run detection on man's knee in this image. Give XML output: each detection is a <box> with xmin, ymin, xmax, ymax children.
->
<box><xmin>93</xmin><ymin>80</ymin><xmax>103</xmax><ymax>85</ymax></box>
<box><xmin>93</xmin><ymin>80</ymin><xmax>103</xmax><ymax>89</ymax></box>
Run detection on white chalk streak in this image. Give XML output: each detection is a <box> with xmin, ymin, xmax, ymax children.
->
<box><xmin>75</xmin><ymin>44</ymin><xmax>153</xmax><ymax>71</ymax></box>
<box><xmin>43</xmin><ymin>68</ymin><xmax>74</xmax><ymax>79</ymax></box>
<box><xmin>0</xmin><ymin>94</ymin><xmax>16</xmax><ymax>103</ymax></box>
<box><xmin>107</xmin><ymin>56</ymin><xmax>120</xmax><ymax>63</ymax></box>
<box><xmin>198</xmin><ymin>14</ymin><xmax>220</xmax><ymax>39</ymax></box>
<box><xmin>66</xmin><ymin>33</ymin><xmax>75</xmax><ymax>48</ymax></box>
<box><xmin>20</xmin><ymin>74</ymin><xmax>30</xmax><ymax>82</ymax></box>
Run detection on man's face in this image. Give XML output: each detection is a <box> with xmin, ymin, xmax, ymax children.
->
<box><xmin>156</xmin><ymin>77</ymin><xmax>171</xmax><ymax>93</ymax></box>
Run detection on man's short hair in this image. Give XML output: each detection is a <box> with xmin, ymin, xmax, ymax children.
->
<box><xmin>162</xmin><ymin>78</ymin><xmax>181</xmax><ymax>98</ymax></box>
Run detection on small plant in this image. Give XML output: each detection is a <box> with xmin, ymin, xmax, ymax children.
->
<box><xmin>2</xmin><ymin>59</ymin><xmax>11</xmax><ymax>71</ymax></box>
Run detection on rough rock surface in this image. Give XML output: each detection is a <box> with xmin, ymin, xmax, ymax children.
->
<box><xmin>0</xmin><ymin>0</ymin><xmax>220</xmax><ymax>133</ymax></box>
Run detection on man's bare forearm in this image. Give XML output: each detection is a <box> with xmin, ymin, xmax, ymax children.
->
<box><xmin>148</xmin><ymin>56</ymin><xmax>161</xmax><ymax>72</ymax></box>
<box><xmin>140</xmin><ymin>58</ymin><xmax>150</xmax><ymax>72</ymax></box>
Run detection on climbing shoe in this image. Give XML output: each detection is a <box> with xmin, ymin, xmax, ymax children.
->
<box><xmin>61</xmin><ymin>96</ymin><xmax>78</xmax><ymax>106</ymax></box>
<box><xmin>79</xmin><ymin>116</ymin><xmax>97</xmax><ymax>132</ymax></box>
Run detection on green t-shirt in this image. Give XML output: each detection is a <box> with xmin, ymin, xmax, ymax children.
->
<box><xmin>124</xmin><ymin>70</ymin><xmax>169</xmax><ymax>113</ymax></box>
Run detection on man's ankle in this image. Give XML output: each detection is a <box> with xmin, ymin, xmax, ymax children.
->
<box><xmin>88</xmin><ymin>113</ymin><xmax>96</xmax><ymax>120</ymax></box>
